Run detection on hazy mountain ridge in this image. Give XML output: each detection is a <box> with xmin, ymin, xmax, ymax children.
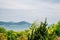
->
<box><xmin>0</xmin><ymin>21</ymin><xmax>31</xmax><ymax>25</ymax></box>
<box><xmin>0</xmin><ymin>21</ymin><xmax>31</xmax><ymax>31</ymax></box>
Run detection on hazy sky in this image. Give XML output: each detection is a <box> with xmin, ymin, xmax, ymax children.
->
<box><xmin>0</xmin><ymin>0</ymin><xmax>60</xmax><ymax>24</ymax></box>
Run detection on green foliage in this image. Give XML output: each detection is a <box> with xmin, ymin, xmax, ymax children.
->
<box><xmin>32</xmin><ymin>18</ymin><xmax>48</xmax><ymax>40</ymax></box>
<box><xmin>47</xmin><ymin>24</ymin><xmax>57</xmax><ymax>40</ymax></box>
<box><xmin>28</xmin><ymin>21</ymin><xmax>37</xmax><ymax>40</ymax></box>
<box><xmin>28</xmin><ymin>18</ymin><xmax>57</xmax><ymax>40</ymax></box>
<box><xmin>54</xmin><ymin>21</ymin><xmax>60</xmax><ymax>36</ymax></box>
<box><xmin>0</xmin><ymin>19</ymin><xmax>60</xmax><ymax>40</ymax></box>
<box><xmin>0</xmin><ymin>27</ymin><xmax>6</xmax><ymax>33</ymax></box>
<box><xmin>6</xmin><ymin>30</ymin><xmax>17</xmax><ymax>40</ymax></box>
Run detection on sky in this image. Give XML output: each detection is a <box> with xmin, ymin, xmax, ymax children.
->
<box><xmin>0</xmin><ymin>0</ymin><xmax>60</xmax><ymax>24</ymax></box>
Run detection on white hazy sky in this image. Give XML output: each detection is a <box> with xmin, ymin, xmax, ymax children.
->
<box><xmin>0</xmin><ymin>0</ymin><xmax>60</xmax><ymax>24</ymax></box>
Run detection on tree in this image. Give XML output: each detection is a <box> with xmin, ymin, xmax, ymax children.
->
<box><xmin>28</xmin><ymin>18</ymin><xmax>48</xmax><ymax>40</ymax></box>
<box><xmin>33</xmin><ymin>18</ymin><xmax>48</xmax><ymax>40</ymax></box>
<box><xmin>47</xmin><ymin>24</ymin><xmax>57</xmax><ymax>40</ymax></box>
<box><xmin>0</xmin><ymin>27</ymin><xmax>6</xmax><ymax>33</ymax></box>
<box><xmin>28</xmin><ymin>21</ymin><xmax>37</xmax><ymax>40</ymax></box>
<box><xmin>54</xmin><ymin>21</ymin><xmax>60</xmax><ymax>36</ymax></box>
<box><xmin>7</xmin><ymin>30</ymin><xmax>17</xmax><ymax>40</ymax></box>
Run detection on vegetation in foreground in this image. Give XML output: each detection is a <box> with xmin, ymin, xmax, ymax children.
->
<box><xmin>0</xmin><ymin>19</ymin><xmax>60</xmax><ymax>40</ymax></box>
